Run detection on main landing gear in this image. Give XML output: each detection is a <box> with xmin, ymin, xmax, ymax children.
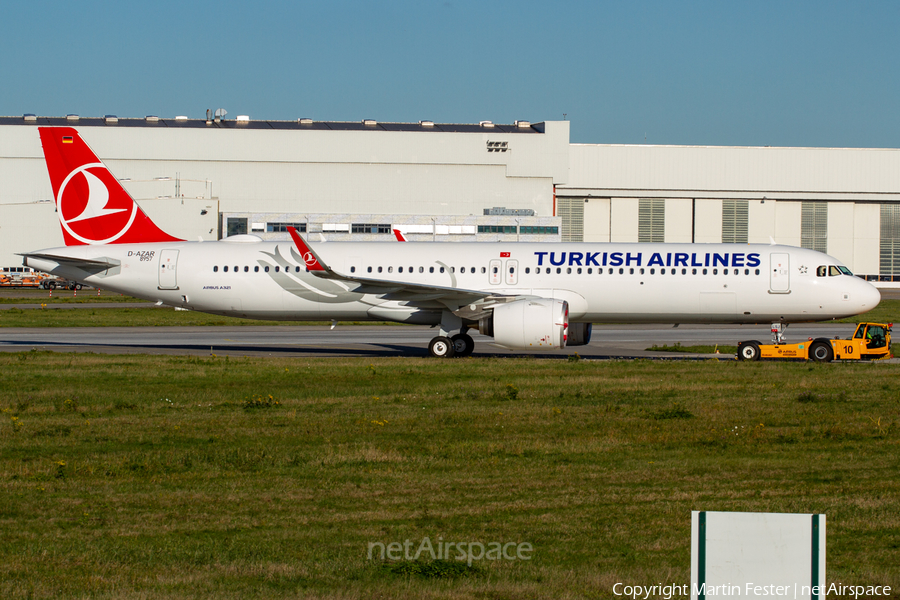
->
<box><xmin>428</xmin><ymin>311</ymin><xmax>475</xmax><ymax>358</ymax></box>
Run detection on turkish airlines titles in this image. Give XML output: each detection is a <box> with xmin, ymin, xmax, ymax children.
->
<box><xmin>533</xmin><ymin>251</ymin><xmax>762</xmax><ymax>269</ymax></box>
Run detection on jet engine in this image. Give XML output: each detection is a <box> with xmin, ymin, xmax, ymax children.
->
<box><xmin>479</xmin><ymin>298</ymin><xmax>568</xmax><ymax>349</ymax></box>
<box><xmin>567</xmin><ymin>322</ymin><xmax>592</xmax><ymax>346</ymax></box>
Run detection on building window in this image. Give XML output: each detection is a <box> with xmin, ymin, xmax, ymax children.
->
<box><xmin>226</xmin><ymin>218</ymin><xmax>248</xmax><ymax>237</ymax></box>
<box><xmin>267</xmin><ymin>222</ymin><xmax>306</xmax><ymax>233</ymax></box>
<box><xmin>519</xmin><ymin>226</ymin><xmax>559</xmax><ymax>235</ymax></box>
<box><xmin>558</xmin><ymin>198</ymin><xmax>584</xmax><ymax>242</ymax></box>
<box><xmin>801</xmin><ymin>201</ymin><xmax>828</xmax><ymax>253</ymax></box>
<box><xmin>880</xmin><ymin>203</ymin><xmax>900</xmax><ymax>275</ymax></box>
<box><xmin>351</xmin><ymin>223</ymin><xmax>391</xmax><ymax>234</ymax></box>
<box><xmin>477</xmin><ymin>225</ymin><xmax>518</xmax><ymax>234</ymax></box>
<box><xmin>638</xmin><ymin>199</ymin><xmax>665</xmax><ymax>243</ymax></box>
<box><xmin>722</xmin><ymin>200</ymin><xmax>749</xmax><ymax>244</ymax></box>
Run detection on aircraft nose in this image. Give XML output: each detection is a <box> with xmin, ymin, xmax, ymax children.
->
<box><xmin>856</xmin><ymin>279</ymin><xmax>881</xmax><ymax>311</ymax></box>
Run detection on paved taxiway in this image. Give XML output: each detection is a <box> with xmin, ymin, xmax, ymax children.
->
<box><xmin>0</xmin><ymin>323</ymin><xmax>881</xmax><ymax>359</ymax></box>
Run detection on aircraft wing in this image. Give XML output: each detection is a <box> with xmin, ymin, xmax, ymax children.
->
<box><xmin>287</xmin><ymin>227</ymin><xmax>527</xmax><ymax>313</ymax></box>
<box><xmin>19</xmin><ymin>252</ymin><xmax>120</xmax><ymax>274</ymax></box>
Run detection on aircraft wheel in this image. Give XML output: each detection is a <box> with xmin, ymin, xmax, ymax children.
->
<box><xmin>429</xmin><ymin>336</ymin><xmax>456</xmax><ymax>358</ymax></box>
<box><xmin>737</xmin><ymin>341</ymin><xmax>761</xmax><ymax>361</ymax></box>
<box><xmin>75</xmin><ymin>284</ymin><xmax>83</xmax><ymax>290</ymax></box>
<box><xmin>48</xmin><ymin>281</ymin><xmax>57</xmax><ymax>290</ymax></box>
<box><xmin>810</xmin><ymin>341</ymin><xmax>834</xmax><ymax>363</ymax></box>
<box><xmin>451</xmin><ymin>333</ymin><xmax>475</xmax><ymax>357</ymax></box>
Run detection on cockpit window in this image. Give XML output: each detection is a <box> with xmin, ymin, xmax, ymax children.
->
<box><xmin>838</xmin><ymin>266</ymin><xmax>852</xmax><ymax>275</ymax></box>
<box><xmin>829</xmin><ymin>266</ymin><xmax>842</xmax><ymax>276</ymax></box>
<box><xmin>816</xmin><ymin>266</ymin><xmax>827</xmax><ymax>277</ymax></box>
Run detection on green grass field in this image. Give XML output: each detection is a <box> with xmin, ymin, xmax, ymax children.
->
<box><xmin>1</xmin><ymin>353</ymin><xmax>898</xmax><ymax>599</ymax></box>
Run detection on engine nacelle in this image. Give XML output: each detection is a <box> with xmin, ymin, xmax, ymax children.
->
<box><xmin>479</xmin><ymin>298</ymin><xmax>568</xmax><ymax>349</ymax></box>
<box><xmin>567</xmin><ymin>322</ymin><xmax>592</xmax><ymax>346</ymax></box>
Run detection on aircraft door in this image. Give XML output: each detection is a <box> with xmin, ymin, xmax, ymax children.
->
<box><xmin>505</xmin><ymin>260</ymin><xmax>519</xmax><ymax>285</ymax></box>
<box><xmin>489</xmin><ymin>259</ymin><xmax>502</xmax><ymax>285</ymax></box>
<box><xmin>158</xmin><ymin>249</ymin><xmax>179</xmax><ymax>290</ymax></box>
<box><xmin>769</xmin><ymin>253</ymin><xmax>790</xmax><ymax>293</ymax></box>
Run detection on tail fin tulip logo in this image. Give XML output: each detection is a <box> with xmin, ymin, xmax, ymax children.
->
<box><xmin>58</xmin><ymin>164</ymin><xmax>136</xmax><ymax>244</ymax></box>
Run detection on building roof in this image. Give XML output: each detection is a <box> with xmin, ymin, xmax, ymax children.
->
<box><xmin>0</xmin><ymin>115</ymin><xmax>541</xmax><ymax>134</ymax></box>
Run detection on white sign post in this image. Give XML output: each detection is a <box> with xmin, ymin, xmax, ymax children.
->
<box><xmin>691</xmin><ymin>511</ymin><xmax>825</xmax><ymax>600</ymax></box>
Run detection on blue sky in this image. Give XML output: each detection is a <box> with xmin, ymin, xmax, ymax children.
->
<box><xmin>3</xmin><ymin>0</ymin><xmax>899</xmax><ymax>147</ymax></box>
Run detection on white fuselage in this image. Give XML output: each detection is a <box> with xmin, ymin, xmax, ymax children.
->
<box><xmin>25</xmin><ymin>239</ymin><xmax>881</xmax><ymax>326</ymax></box>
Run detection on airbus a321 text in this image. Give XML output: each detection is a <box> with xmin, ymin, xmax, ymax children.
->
<box><xmin>22</xmin><ymin>127</ymin><xmax>881</xmax><ymax>357</ymax></box>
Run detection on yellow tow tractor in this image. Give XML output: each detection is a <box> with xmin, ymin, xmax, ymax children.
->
<box><xmin>737</xmin><ymin>322</ymin><xmax>893</xmax><ymax>363</ymax></box>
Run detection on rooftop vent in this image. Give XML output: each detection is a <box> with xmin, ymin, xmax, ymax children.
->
<box><xmin>175</xmin><ymin>115</ymin><xmax>188</xmax><ymax>121</ymax></box>
<box><xmin>23</xmin><ymin>114</ymin><xmax>37</xmax><ymax>122</ymax></box>
<box><xmin>105</xmin><ymin>115</ymin><xmax>118</xmax><ymax>124</ymax></box>
<box><xmin>515</xmin><ymin>120</ymin><xmax>531</xmax><ymax>128</ymax></box>
<box><xmin>236</xmin><ymin>115</ymin><xmax>250</xmax><ymax>123</ymax></box>
<box><xmin>66</xmin><ymin>114</ymin><xmax>79</xmax><ymax>121</ymax></box>
<box><xmin>362</xmin><ymin>119</ymin><xmax>377</xmax><ymax>126</ymax></box>
<box><xmin>146</xmin><ymin>115</ymin><xmax>159</xmax><ymax>123</ymax></box>
<box><xmin>298</xmin><ymin>118</ymin><xmax>313</xmax><ymax>125</ymax></box>
<box><xmin>419</xmin><ymin>120</ymin><xmax>434</xmax><ymax>127</ymax></box>
<box><xmin>479</xmin><ymin>120</ymin><xmax>494</xmax><ymax>128</ymax></box>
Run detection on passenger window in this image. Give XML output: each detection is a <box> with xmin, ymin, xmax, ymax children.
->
<box><xmin>510</xmin><ymin>267</ymin><xmax>515</xmax><ymax>274</ymax></box>
<box><xmin>388</xmin><ymin>266</ymin><xmax>393</xmax><ymax>273</ymax></box>
<box><xmin>419</xmin><ymin>267</ymin><xmax>424</xmax><ymax>273</ymax></box>
<box><xmin>671</xmin><ymin>269</ymin><xmax>676</xmax><ymax>275</ymax></box>
<box><xmin>681</xmin><ymin>268</ymin><xmax>687</xmax><ymax>274</ymax></box>
<box><xmin>471</xmin><ymin>267</ymin><xmax>476</xmax><ymax>274</ymax></box>
<box><xmin>744</xmin><ymin>269</ymin><xmax>749</xmax><ymax>275</ymax></box>
<box><xmin>493</xmin><ymin>267</ymin><xmax>498</xmax><ymax>274</ymax></box>
<box><xmin>350</xmin><ymin>266</ymin><xmax>356</xmax><ymax>273</ymax></box>
<box><xmin>224</xmin><ymin>266</ymin><xmax>228</xmax><ymax>272</ymax></box>
<box><xmin>244</xmin><ymin>266</ymin><xmax>249</xmax><ymax>272</ymax></box>
<box><xmin>755</xmin><ymin>269</ymin><xmax>760</xmax><ymax>275</ymax></box>
<box><xmin>399</xmin><ymin>267</ymin><xmax>404</xmax><ymax>273</ymax></box>
<box><xmin>618</xmin><ymin>268</ymin><xmax>623</xmax><ymax>274</ymax></box>
<box><xmin>254</xmin><ymin>266</ymin><xmax>259</xmax><ymax>272</ymax></box>
<box><xmin>650</xmin><ymin>268</ymin><xmax>655</xmax><ymax>275</ymax></box>
<box><xmin>450</xmin><ymin>267</ymin><xmax>455</xmax><ymax>273</ymax></box>
<box><xmin>587</xmin><ymin>268</ymin><xmax>592</xmax><ymax>274</ymax></box>
<box><xmin>265</xmin><ymin>266</ymin><xmax>270</xmax><ymax>272</ymax></box>
<box><xmin>724</xmin><ymin>269</ymin><xmax>729</xmax><ymax>275</ymax></box>
<box><xmin>440</xmin><ymin>267</ymin><xmax>445</xmax><ymax>273</ymax></box>
<box><xmin>213</xmin><ymin>266</ymin><xmax>218</xmax><ymax>272</ymax></box>
<box><xmin>525</xmin><ymin>267</ymin><xmax>530</xmax><ymax>274</ymax></box>
<box><xmin>577</xmin><ymin>268</ymin><xmax>582</xmax><ymax>274</ymax></box>
<box><xmin>429</xmin><ymin>266</ymin><xmax>434</xmax><ymax>273</ymax></box>
<box><xmin>275</xmin><ymin>266</ymin><xmax>280</xmax><ymax>273</ymax></box>
<box><xmin>703</xmin><ymin>269</ymin><xmax>708</xmax><ymax>275</ymax></box>
<box><xmin>481</xmin><ymin>267</ymin><xmax>486</xmax><ymax>274</ymax></box>
<box><xmin>367</xmin><ymin>266</ymin><xmax>372</xmax><ymax>273</ymax></box>
<box><xmin>378</xmin><ymin>266</ymin><xmax>383</xmax><ymax>273</ymax></box>
<box><xmin>712</xmin><ymin>269</ymin><xmax>718</xmax><ymax>275</ymax></box>
<box><xmin>568</xmin><ymin>267</ymin><xmax>573</xmax><ymax>274</ymax></box>
<box><xmin>410</xmin><ymin>267</ymin><xmax>414</xmax><ymax>273</ymax></box>
<box><xmin>557</xmin><ymin>268</ymin><xmax>562</xmax><ymax>274</ymax></box>
<box><xmin>296</xmin><ymin>266</ymin><xmax>301</xmax><ymax>273</ymax></box>
<box><xmin>692</xmin><ymin>268</ymin><xmax>697</xmax><ymax>274</ymax></box>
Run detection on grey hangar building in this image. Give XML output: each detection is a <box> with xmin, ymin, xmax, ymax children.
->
<box><xmin>1</xmin><ymin>114</ymin><xmax>899</xmax><ymax>285</ymax></box>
